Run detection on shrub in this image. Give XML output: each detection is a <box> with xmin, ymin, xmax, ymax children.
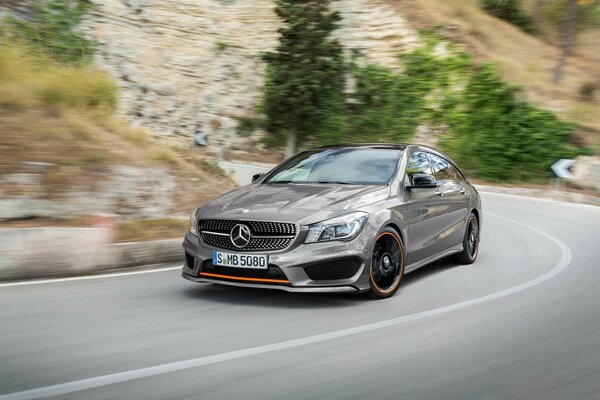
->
<box><xmin>578</xmin><ymin>81</ymin><xmax>597</xmax><ymax>102</ymax></box>
<box><xmin>234</xmin><ymin>116</ymin><xmax>260</xmax><ymax>137</ymax></box>
<box><xmin>439</xmin><ymin>65</ymin><xmax>579</xmax><ymax>182</ymax></box>
<box><xmin>3</xmin><ymin>0</ymin><xmax>95</xmax><ymax>64</ymax></box>
<box><xmin>479</xmin><ymin>0</ymin><xmax>535</xmax><ymax>33</ymax></box>
<box><xmin>326</xmin><ymin>36</ymin><xmax>581</xmax><ymax>182</ymax></box>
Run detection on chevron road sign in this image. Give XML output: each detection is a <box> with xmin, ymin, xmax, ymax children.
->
<box><xmin>551</xmin><ymin>159</ymin><xmax>575</xmax><ymax>179</ymax></box>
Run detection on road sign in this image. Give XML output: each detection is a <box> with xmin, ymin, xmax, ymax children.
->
<box><xmin>551</xmin><ymin>159</ymin><xmax>574</xmax><ymax>179</ymax></box>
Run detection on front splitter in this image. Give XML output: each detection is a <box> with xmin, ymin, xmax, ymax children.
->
<box><xmin>182</xmin><ymin>272</ymin><xmax>359</xmax><ymax>293</ymax></box>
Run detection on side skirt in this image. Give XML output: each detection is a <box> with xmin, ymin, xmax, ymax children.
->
<box><xmin>404</xmin><ymin>244</ymin><xmax>463</xmax><ymax>274</ymax></box>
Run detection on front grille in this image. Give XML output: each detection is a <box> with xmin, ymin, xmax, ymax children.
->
<box><xmin>198</xmin><ymin>220</ymin><xmax>296</xmax><ymax>236</ymax></box>
<box><xmin>198</xmin><ymin>219</ymin><xmax>297</xmax><ymax>251</ymax></box>
<box><xmin>199</xmin><ymin>260</ymin><xmax>290</xmax><ymax>285</ymax></box>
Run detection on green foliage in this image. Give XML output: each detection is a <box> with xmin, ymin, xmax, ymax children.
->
<box><xmin>439</xmin><ymin>65</ymin><xmax>579</xmax><ymax>182</ymax></box>
<box><xmin>214</xmin><ymin>41</ymin><xmax>230</xmax><ymax>52</ymax></box>
<box><xmin>234</xmin><ymin>116</ymin><xmax>260</xmax><ymax>137</ymax></box>
<box><xmin>3</xmin><ymin>0</ymin><xmax>95</xmax><ymax>64</ymax></box>
<box><xmin>198</xmin><ymin>158</ymin><xmax>228</xmax><ymax>178</ymax></box>
<box><xmin>342</xmin><ymin>41</ymin><xmax>470</xmax><ymax>144</ymax></box>
<box><xmin>262</xmin><ymin>0</ymin><xmax>346</xmax><ymax>147</ymax></box>
<box><xmin>261</xmin><ymin>17</ymin><xmax>582</xmax><ymax>182</ymax></box>
<box><xmin>542</xmin><ymin>0</ymin><xmax>600</xmax><ymax>30</ymax></box>
<box><xmin>479</xmin><ymin>0</ymin><xmax>535</xmax><ymax>32</ymax></box>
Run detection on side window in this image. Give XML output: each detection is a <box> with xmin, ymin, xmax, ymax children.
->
<box><xmin>429</xmin><ymin>153</ymin><xmax>463</xmax><ymax>182</ymax></box>
<box><xmin>405</xmin><ymin>151</ymin><xmax>434</xmax><ymax>185</ymax></box>
<box><xmin>447</xmin><ymin>163</ymin><xmax>464</xmax><ymax>182</ymax></box>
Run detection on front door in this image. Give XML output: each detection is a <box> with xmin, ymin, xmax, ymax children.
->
<box><xmin>404</xmin><ymin>151</ymin><xmax>449</xmax><ymax>265</ymax></box>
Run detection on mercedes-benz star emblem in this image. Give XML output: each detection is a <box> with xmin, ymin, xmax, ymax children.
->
<box><xmin>230</xmin><ymin>224</ymin><xmax>251</xmax><ymax>248</ymax></box>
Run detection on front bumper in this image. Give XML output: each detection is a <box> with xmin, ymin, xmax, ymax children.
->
<box><xmin>181</xmin><ymin>272</ymin><xmax>358</xmax><ymax>293</ymax></box>
<box><xmin>181</xmin><ymin>222</ymin><xmax>377</xmax><ymax>293</ymax></box>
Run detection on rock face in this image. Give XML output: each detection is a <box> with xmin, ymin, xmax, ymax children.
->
<box><xmin>0</xmin><ymin>165</ymin><xmax>178</xmax><ymax>220</ymax></box>
<box><xmin>81</xmin><ymin>0</ymin><xmax>419</xmax><ymax>149</ymax></box>
<box><xmin>572</xmin><ymin>156</ymin><xmax>600</xmax><ymax>192</ymax></box>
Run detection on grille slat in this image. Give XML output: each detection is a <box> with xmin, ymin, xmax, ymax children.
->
<box><xmin>198</xmin><ymin>219</ymin><xmax>297</xmax><ymax>251</ymax></box>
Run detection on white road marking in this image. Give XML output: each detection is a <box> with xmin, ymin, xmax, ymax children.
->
<box><xmin>480</xmin><ymin>190</ymin><xmax>600</xmax><ymax>210</ymax></box>
<box><xmin>0</xmin><ymin>266</ymin><xmax>181</xmax><ymax>288</ymax></box>
<box><xmin>0</xmin><ymin>214</ymin><xmax>573</xmax><ymax>400</ymax></box>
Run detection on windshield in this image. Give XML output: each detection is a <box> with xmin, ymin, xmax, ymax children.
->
<box><xmin>265</xmin><ymin>148</ymin><xmax>402</xmax><ymax>185</ymax></box>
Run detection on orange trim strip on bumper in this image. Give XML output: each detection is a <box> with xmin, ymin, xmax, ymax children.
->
<box><xmin>199</xmin><ymin>272</ymin><xmax>290</xmax><ymax>284</ymax></box>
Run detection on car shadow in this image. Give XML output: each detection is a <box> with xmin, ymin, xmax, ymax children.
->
<box><xmin>402</xmin><ymin>255</ymin><xmax>463</xmax><ymax>286</ymax></box>
<box><xmin>182</xmin><ymin>283</ymin><xmax>368</xmax><ymax>309</ymax></box>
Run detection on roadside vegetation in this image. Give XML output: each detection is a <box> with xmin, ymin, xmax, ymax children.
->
<box><xmin>479</xmin><ymin>0</ymin><xmax>535</xmax><ymax>32</ymax></box>
<box><xmin>394</xmin><ymin>0</ymin><xmax>600</xmax><ymax>149</ymax></box>
<box><xmin>0</xmin><ymin>1</ymin><xmax>236</xmax><ymax>238</ymax></box>
<box><xmin>262</xmin><ymin>0</ymin><xmax>346</xmax><ymax>156</ymax></box>
<box><xmin>3</xmin><ymin>0</ymin><xmax>95</xmax><ymax>64</ymax></box>
<box><xmin>261</xmin><ymin>0</ymin><xmax>594</xmax><ymax>182</ymax></box>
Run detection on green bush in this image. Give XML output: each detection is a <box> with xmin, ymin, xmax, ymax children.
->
<box><xmin>3</xmin><ymin>0</ymin><xmax>95</xmax><ymax>64</ymax></box>
<box><xmin>320</xmin><ymin>40</ymin><xmax>469</xmax><ymax>145</ymax></box>
<box><xmin>479</xmin><ymin>0</ymin><xmax>535</xmax><ymax>33</ymax></box>
<box><xmin>234</xmin><ymin>116</ymin><xmax>260</xmax><ymax>137</ymax></box>
<box><xmin>439</xmin><ymin>65</ymin><xmax>579</xmax><ymax>182</ymax></box>
<box><xmin>321</xmin><ymin>37</ymin><xmax>580</xmax><ymax>182</ymax></box>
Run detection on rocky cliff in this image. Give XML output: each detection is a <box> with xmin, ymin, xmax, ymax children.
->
<box><xmin>82</xmin><ymin>0</ymin><xmax>419</xmax><ymax>149</ymax></box>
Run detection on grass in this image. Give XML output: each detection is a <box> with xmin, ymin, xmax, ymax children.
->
<box><xmin>0</xmin><ymin>44</ymin><xmax>117</xmax><ymax>111</ymax></box>
<box><xmin>146</xmin><ymin>148</ymin><xmax>179</xmax><ymax>165</ymax></box>
<box><xmin>0</xmin><ymin>42</ymin><xmax>237</xmax><ymax>210</ymax></box>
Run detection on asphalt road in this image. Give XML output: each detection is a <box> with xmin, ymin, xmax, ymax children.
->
<box><xmin>1</xmin><ymin>192</ymin><xmax>600</xmax><ymax>400</ymax></box>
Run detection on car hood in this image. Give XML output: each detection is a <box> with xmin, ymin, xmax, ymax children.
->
<box><xmin>198</xmin><ymin>183</ymin><xmax>390</xmax><ymax>223</ymax></box>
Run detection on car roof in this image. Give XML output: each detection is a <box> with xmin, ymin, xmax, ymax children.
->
<box><xmin>312</xmin><ymin>143</ymin><xmax>408</xmax><ymax>150</ymax></box>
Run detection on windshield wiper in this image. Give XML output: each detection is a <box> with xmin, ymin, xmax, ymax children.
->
<box><xmin>313</xmin><ymin>181</ymin><xmax>355</xmax><ymax>185</ymax></box>
<box><xmin>264</xmin><ymin>180</ymin><xmax>296</xmax><ymax>184</ymax></box>
<box><xmin>265</xmin><ymin>180</ymin><xmax>356</xmax><ymax>185</ymax></box>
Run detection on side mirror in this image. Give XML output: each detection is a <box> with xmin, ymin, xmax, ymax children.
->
<box><xmin>407</xmin><ymin>173</ymin><xmax>437</xmax><ymax>189</ymax></box>
<box><xmin>251</xmin><ymin>173</ymin><xmax>265</xmax><ymax>183</ymax></box>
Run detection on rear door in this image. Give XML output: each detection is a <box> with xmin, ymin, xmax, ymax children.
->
<box><xmin>428</xmin><ymin>153</ymin><xmax>470</xmax><ymax>248</ymax></box>
<box><xmin>404</xmin><ymin>151</ymin><xmax>449</xmax><ymax>265</ymax></box>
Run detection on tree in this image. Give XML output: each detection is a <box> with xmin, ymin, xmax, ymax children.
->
<box><xmin>547</xmin><ymin>0</ymin><xmax>600</xmax><ymax>83</ymax></box>
<box><xmin>262</xmin><ymin>0</ymin><xmax>345</xmax><ymax>157</ymax></box>
<box><xmin>479</xmin><ymin>0</ymin><xmax>535</xmax><ymax>32</ymax></box>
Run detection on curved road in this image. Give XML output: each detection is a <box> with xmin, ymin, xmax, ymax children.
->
<box><xmin>1</xmin><ymin>193</ymin><xmax>599</xmax><ymax>400</ymax></box>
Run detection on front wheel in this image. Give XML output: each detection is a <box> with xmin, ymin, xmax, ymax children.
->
<box><xmin>454</xmin><ymin>213</ymin><xmax>480</xmax><ymax>265</ymax></box>
<box><xmin>368</xmin><ymin>227</ymin><xmax>405</xmax><ymax>299</ymax></box>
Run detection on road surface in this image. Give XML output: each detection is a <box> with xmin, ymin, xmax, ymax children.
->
<box><xmin>1</xmin><ymin>193</ymin><xmax>599</xmax><ymax>400</ymax></box>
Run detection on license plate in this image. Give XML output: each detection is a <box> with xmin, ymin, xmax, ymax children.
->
<box><xmin>212</xmin><ymin>250</ymin><xmax>269</xmax><ymax>269</ymax></box>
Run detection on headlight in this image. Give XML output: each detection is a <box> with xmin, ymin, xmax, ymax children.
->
<box><xmin>189</xmin><ymin>208</ymin><xmax>199</xmax><ymax>236</ymax></box>
<box><xmin>305</xmin><ymin>212</ymin><xmax>369</xmax><ymax>244</ymax></box>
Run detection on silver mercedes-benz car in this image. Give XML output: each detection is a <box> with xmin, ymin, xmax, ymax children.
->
<box><xmin>182</xmin><ymin>144</ymin><xmax>482</xmax><ymax>299</ymax></box>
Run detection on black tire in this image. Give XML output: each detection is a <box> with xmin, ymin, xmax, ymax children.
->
<box><xmin>368</xmin><ymin>227</ymin><xmax>405</xmax><ymax>299</ymax></box>
<box><xmin>454</xmin><ymin>213</ymin><xmax>480</xmax><ymax>265</ymax></box>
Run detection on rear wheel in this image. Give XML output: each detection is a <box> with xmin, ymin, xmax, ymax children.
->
<box><xmin>368</xmin><ymin>227</ymin><xmax>405</xmax><ymax>299</ymax></box>
<box><xmin>454</xmin><ymin>213</ymin><xmax>479</xmax><ymax>264</ymax></box>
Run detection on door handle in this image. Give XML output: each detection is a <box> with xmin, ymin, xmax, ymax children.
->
<box><xmin>459</xmin><ymin>187</ymin><xmax>466</xmax><ymax>195</ymax></box>
<box><xmin>435</xmin><ymin>188</ymin><xmax>444</xmax><ymax>197</ymax></box>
